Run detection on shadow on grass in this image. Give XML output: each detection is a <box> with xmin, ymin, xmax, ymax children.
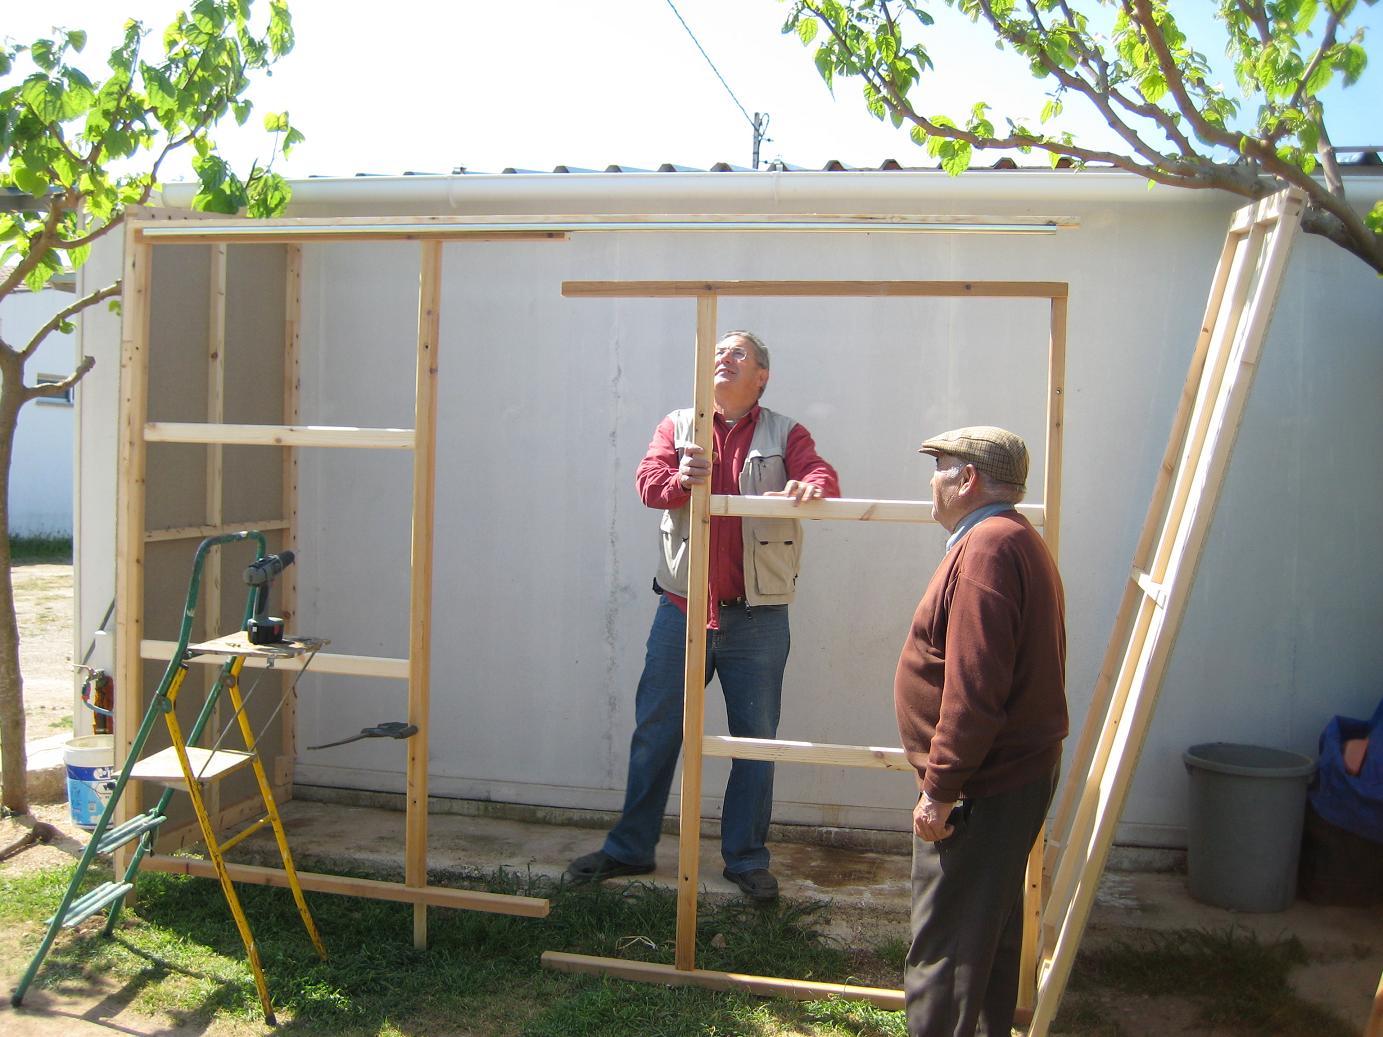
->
<box><xmin>6</xmin><ymin>862</ymin><xmax>906</xmax><ymax>1036</ymax></box>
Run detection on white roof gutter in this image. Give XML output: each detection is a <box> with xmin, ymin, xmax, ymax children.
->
<box><xmin>157</xmin><ymin>167</ymin><xmax>1380</xmax><ymax>219</ymax></box>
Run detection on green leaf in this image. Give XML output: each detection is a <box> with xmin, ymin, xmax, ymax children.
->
<box><xmin>814</xmin><ymin>46</ymin><xmax>835</xmax><ymax>92</ymax></box>
<box><xmin>263</xmin><ymin>110</ymin><xmax>288</xmax><ymax>132</ymax></box>
<box><xmin>246</xmin><ymin>170</ymin><xmax>290</xmax><ymax>217</ymax></box>
<box><xmin>30</xmin><ymin>39</ymin><xmax>58</xmax><ymax>72</ymax></box>
<box><xmin>797</xmin><ymin>17</ymin><xmax>818</xmax><ymax>45</ymax></box>
<box><xmin>23</xmin><ymin>248</ymin><xmax>65</xmax><ymax>292</ymax></box>
<box><xmin>8</xmin><ymin>156</ymin><xmax>47</xmax><ymax>197</ymax></box>
<box><xmin>20</xmin><ymin>74</ymin><xmax>66</xmax><ymax>123</ymax></box>
<box><xmin>67</xmin><ymin>29</ymin><xmax>89</xmax><ymax>53</ymax></box>
<box><xmin>1365</xmin><ymin>200</ymin><xmax>1383</xmax><ymax>236</ymax></box>
<box><xmin>1040</xmin><ymin>98</ymin><xmax>1063</xmax><ymax>123</ymax></box>
<box><xmin>939</xmin><ymin>140</ymin><xmax>972</xmax><ymax>176</ymax></box>
<box><xmin>268</xmin><ymin>0</ymin><xmax>295</xmax><ymax>58</ymax></box>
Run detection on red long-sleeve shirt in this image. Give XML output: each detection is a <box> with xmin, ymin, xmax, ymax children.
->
<box><xmin>636</xmin><ymin>404</ymin><xmax>840</xmax><ymax>628</ymax></box>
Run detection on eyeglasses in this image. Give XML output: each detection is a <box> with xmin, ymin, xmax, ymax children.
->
<box><xmin>715</xmin><ymin>346</ymin><xmax>753</xmax><ymax>363</ymax></box>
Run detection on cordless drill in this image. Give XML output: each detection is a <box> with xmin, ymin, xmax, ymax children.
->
<box><xmin>244</xmin><ymin>550</ymin><xmax>295</xmax><ymax>645</ymax></box>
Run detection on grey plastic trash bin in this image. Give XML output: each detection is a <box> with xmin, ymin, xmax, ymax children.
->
<box><xmin>1183</xmin><ymin>742</ymin><xmax>1316</xmax><ymax>912</ymax></box>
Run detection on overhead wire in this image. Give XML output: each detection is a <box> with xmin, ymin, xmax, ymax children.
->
<box><xmin>662</xmin><ymin>0</ymin><xmax>757</xmax><ymax>132</ymax></box>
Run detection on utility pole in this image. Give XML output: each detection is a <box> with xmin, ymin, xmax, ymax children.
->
<box><xmin>752</xmin><ymin>112</ymin><xmax>770</xmax><ymax>170</ymax></box>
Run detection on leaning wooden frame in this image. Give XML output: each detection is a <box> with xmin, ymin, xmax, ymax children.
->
<box><xmin>1027</xmin><ymin>189</ymin><xmax>1305</xmax><ymax>1033</ymax></box>
<box><xmin>541</xmin><ymin>278</ymin><xmax>1069</xmax><ymax>1014</ymax></box>
<box><xmin>112</xmin><ymin>212</ymin><xmax>1070</xmax><ymax>956</ymax></box>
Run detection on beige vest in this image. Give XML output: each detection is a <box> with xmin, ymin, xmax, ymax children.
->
<box><xmin>655</xmin><ymin>407</ymin><xmax>804</xmax><ymax>606</ymax></box>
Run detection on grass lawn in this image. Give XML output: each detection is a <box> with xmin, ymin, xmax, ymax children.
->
<box><xmin>4</xmin><ymin>860</ymin><xmax>1359</xmax><ymax>1036</ymax></box>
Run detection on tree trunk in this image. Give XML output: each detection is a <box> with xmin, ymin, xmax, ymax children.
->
<box><xmin>0</xmin><ymin>366</ymin><xmax>28</xmax><ymax>815</ymax></box>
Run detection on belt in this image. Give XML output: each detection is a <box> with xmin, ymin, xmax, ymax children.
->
<box><xmin>718</xmin><ymin>597</ymin><xmax>747</xmax><ymax>608</ymax></box>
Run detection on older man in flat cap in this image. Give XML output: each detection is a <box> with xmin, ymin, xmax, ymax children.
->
<box><xmin>894</xmin><ymin>426</ymin><xmax>1068</xmax><ymax>1037</ymax></box>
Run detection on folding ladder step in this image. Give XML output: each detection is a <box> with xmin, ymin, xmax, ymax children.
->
<box><xmin>95</xmin><ymin>811</ymin><xmax>168</xmax><ymax>855</ymax></box>
<box><xmin>129</xmin><ymin>746</ymin><xmax>254</xmax><ymax>789</ymax></box>
<box><xmin>50</xmin><ymin>881</ymin><xmax>134</xmax><ymax>928</ymax></box>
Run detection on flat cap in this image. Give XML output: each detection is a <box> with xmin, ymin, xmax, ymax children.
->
<box><xmin>918</xmin><ymin>425</ymin><xmax>1028</xmax><ymax>488</ymax></box>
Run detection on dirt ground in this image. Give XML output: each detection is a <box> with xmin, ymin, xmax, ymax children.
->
<box><xmin>13</xmin><ymin>562</ymin><xmax>78</xmax><ymax>742</ymax></box>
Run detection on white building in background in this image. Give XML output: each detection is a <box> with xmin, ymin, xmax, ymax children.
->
<box><xmin>3</xmin><ymin>279</ymin><xmax>76</xmax><ymax>538</ymax></box>
<box><xmin>73</xmin><ymin>166</ymin><xmax>1383</xmax><ymax>848</ymax></box>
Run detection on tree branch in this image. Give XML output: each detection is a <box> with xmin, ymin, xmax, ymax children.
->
<box><xmin>1235</xmin><ymin>0</ymin><xmax>1273</xmax><ymax>48</ymax></box>
<box><xmin>19</xmin><ymin>281</ymin><xmax>122</xmax><ymax>362</ymax></box>
<box><xmin>974</xmin><ymin>1</ymin><xmax>1178</xmax><ymax>171</ymax></box>
<box><xmin>1127</xmin><ymin>0</ymin><xmax>1378</xmax><ymax>266</ymax></box>
<box><xmin>19</xmin><ymin>354</ymin><xmax>95</xmax><ymax>405</ymax></box>
<box><xmin>0</xmin><ymin>194</ymin><xmax>73</xmax><ymax>299</ymax></box>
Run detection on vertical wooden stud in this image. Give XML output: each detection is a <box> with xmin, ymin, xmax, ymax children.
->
<box><xmin>674</xmin><ymin>295</ymin><xmax>717</xmax><ymax>973</ymax></box>
<box><xmin>1042</xmin><ymin>294</ymin><xmax>1066</xmax><ymax>562</ymax></box>
<box><xmin>279</xmin><ymin>244</ymin><xmax>303</xmax><ymax>795</ymax></box>
<box><xmin>1017</xmin><ymin>291</ymin><xmax>1068</xmax><ymax>1016</ymax></box>
<box><xmin>113</xmin><ymin>225</ymin><xmax>153</xmax><ymax>874</ymax></box>
<box><xmin>407</xmin><ymin>240</ymin><xmax>443</xmax><ymax>948</ymax></box>
<box><xmin>204</xmin><ymin>243</ymin><xmax>227</xmax><ymax>820</ymax></box>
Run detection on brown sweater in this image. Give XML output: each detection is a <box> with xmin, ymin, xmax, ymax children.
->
<box><xmin>894</xmin><ymin>510</ymin><xmax>1068</xmax><ymax>803</ymax></box>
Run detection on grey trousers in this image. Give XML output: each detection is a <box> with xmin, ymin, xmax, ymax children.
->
<box><xmin>904</xmin><ymin>768</ymin><xmax>1057</xmax><ymax>1037</ymax></box>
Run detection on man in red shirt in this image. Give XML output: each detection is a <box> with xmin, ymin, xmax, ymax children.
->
<box><xmin>567</xmin><ymin>330</ymin><xmax>839</xmax><ymax>901</ymax></box>
<box><xmin>894</xmin><ymin>426</ymin><xmax>1067</xmax><ymax>1035</ymax></box>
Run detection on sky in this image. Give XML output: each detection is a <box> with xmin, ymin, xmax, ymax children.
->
<box><xmin>5</xmin><ymin>0</ymin><xmax>1381</xmax><ymax>182</ymax></box>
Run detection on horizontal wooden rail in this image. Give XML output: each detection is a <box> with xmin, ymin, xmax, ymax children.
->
<box><xmin>563</xmin><ymin>280</ymin><xmax>1069</xmax><ymax>298</ymax></box>
<box><xmin>542</xmin><ymin>951</ymin><xmax>904</xmax><ymax>1008</ymax></box>
<box><xmin>144</xmin><ymin>422</ymin><xmax>414</xmax><ymax>449</ymax></box>
<box><xmin>145</xmin><ymin>519</ymin><xmax>290</xmax><ymax>543</ymax></box>
<box><xmin>704</xmin><ymin>735</ymin><xmax>915</xmax><ymax>772</ymax></box>
<box><xmin>141</xmin><ymin>857</ymin><xmax>550</xmax><ymax>916</ymax></box>
<box><xmin>1132</xmin><ymin>568</ymin><xmax>1167</xmax><ymax>607</ymax></box>
<box><xmin>141</xmin><ymin>640</ymin><xmax>409</xmax><ymax>680</ymax></box>
<box><xmin>133</xmin><ymin>213</ymin><xmax>1076</xmax><ymax>245</ymax></box>
<box><xmin>712</xmin><ymin>495</ymin><xmax>1045</xmax><ymax>527</ymax></box>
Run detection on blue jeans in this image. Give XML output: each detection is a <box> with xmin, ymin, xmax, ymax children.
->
<box><xmin>603</xmin><ymin>595</ymin><xmax>790</xmax><ymax>874</ymax></box>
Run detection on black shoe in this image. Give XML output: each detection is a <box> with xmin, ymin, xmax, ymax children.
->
<box><xmin>565</xmin><ymin>850</ymin><xmax>655</xmax><ymax>885</ymax></box>
<box><xmin>723</xmin><ymin>867</ymin><xmax>779</xmax><ymax>902</ymax></box>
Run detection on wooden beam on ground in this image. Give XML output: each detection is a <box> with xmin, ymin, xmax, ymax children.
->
<box><xmin>407</xmin><ymin>239</ymin><xmax>442</xmax><ymax>949</ymax></box>
<box><xmin>542</xmin><ymin>952</ymin><xmax>904</xmax><ymax>1009</ymax></box>
<box><xmin>563</xmin><ymin>280</ymin><xmax>1068</xmax><ymax>299</ymax></box>
<box><xmin>144</xmin><ymin>422</ymin><xmax>414</xmax><ymax>450</ymax></box>
<box><xmin>141</xmin><ymin>856</ymin><xmax>549</xmax><ymax>917</ymax></box>
<box><xmin>704</xmin><ymin>736</ymin><xmax>914</xmax><ymax>772</ymax></box>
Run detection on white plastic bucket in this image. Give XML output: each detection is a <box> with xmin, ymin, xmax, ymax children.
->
<box><xmin>65</xmin><ymin>735</ymin><xmax>116</xmax><ymax>830</ymax></box>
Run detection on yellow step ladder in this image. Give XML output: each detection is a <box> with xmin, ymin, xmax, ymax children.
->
<box><xmin>13</xmin><ymin>532</ymin><xmax>326</xmax><ymax>1025</ymax></box>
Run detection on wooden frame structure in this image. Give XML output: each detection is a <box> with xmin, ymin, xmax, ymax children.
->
<box><xmin>543</xmin><ymin>278</ymin><xmax>1068</xmax><ymax>1012</ymax></box>
<box><xmin>112</xmin><ymin>213</ymin><xmax>1069</xmax><ymax>953</ymax></box>
<box><xmin>1027</xmin><ymin>190</ymin><xmax>1305</xmax><ymax>1031</ymax></box>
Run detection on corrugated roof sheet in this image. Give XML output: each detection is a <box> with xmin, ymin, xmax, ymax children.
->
<box><xmin>336</xmin><ymin>150</ymin><xmax>1382</xmax><ymax>178</ymax></box>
